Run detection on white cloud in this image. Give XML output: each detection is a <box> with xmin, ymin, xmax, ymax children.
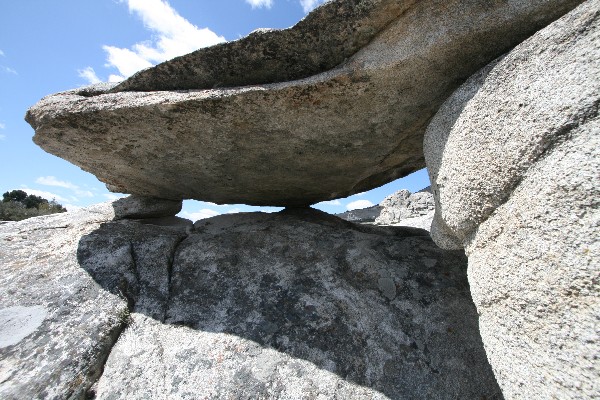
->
<box><xmin>346</xmin><ymin>199</ymin><xmax>374</xmax><ymax>211</ymax></box>
<box><xmin>1</xmin><ymin>66</ymin><xmax>17</xmax><ymax>75</ymax></box>
<box><xmin>78</xmin><ymin>67</ymin><xmax>101</xmax><ymax>84</ymax></box>
<box><xmin>35</xmin><ymin>176</ymin><xmax>94</xmax><ymax>198</ymax></box>
<box><xmin>62</xmin><ymin>203</ymin><xmax>82</xmax><ymax>212</ymax></box>
<box><xmin>104</xmin><ymin>193</ymin><xmax>127</xmax><ymax>201</ymax></box>
<box><xmin>78</xmin><ymin>190</ymin><xmax>94</xmax><ymax>198</ymax></box>
<box><xmin>101</xmin><ymin>0</ymin><xmax>225</xmax><ymax>80</ymax></box>
<box><xmin>102</xmin><ymin>46</ymin><xmax>153</xmax><ymax>78</ymax></box>
<box><xmin>225</xmin><ymin>208</ymin><xmax>242</xmax><ymax>214</ymax></box>
<box><xmin>316</xmin><ymin>199</ymin><xmax>342</xmax><ymax>207</ymax></box>
<box><xmin>36</xmin><ymin>176</ymin><xmax>77</xmax><ymax>190</ymax></box>
<box><xmin>300</xmin><ymin>0</ymin><xmax>327</xmax><ymax>13</ymax></box>
<box><xmin>246</xmin><ymin>0</ymin><xmax>273</xmax><ymax>8</ymax></box>
<box><xmin>108</xmin><ymin>74</ymin><xmax>125</xmax><ymax>83</ymax></box>
<box><xmin>180</xmin><ymin>208</ymin><xmax>220</xmax><ymax>222</ymax></box>
<box><xmin>0</xmin><ymin>49</ymin><xmax>4</xmax><ymax>56</ymax></box>
<box><xmin>20</xmin><ymin>188</ymin><xmax>70</xmax><ymax>203</ymax></box>
<box><xmin>0</xmin><ymin>134</ymin><xmax>5</xmax><ymax>141</ymax></box>
<box><xmin>0</xmin><ymin>123</ymin><xmax>5</xmax><ymax>129</ymax></box>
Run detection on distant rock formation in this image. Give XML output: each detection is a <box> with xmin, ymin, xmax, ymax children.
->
<box><xmin>25</xmin><ymin>0</ymin><xmax>581</xmax><ymax>206</ymax></box>
<box><xmin>375</xmin><ymin>188</ymin><xmax>434</xmax><ymax>229</ymax></box>
<box><xmin>336</xmin><ymin>187</ymin><xmax>435</xmax><ymax>230</ymax></box>
<box><xmin>0</xmin><ymin>203</ymin><xmax>501</xmax><ymax>399</ymax></box>
<box><xmin>335</xmin><ymin>205</ymin><xmax>383</xmax><ymax>223</ymax></box>
<box><xmin>424</xmin><ymin>1</ymin><xmax>599</xmax><ymax>397</ymax></box>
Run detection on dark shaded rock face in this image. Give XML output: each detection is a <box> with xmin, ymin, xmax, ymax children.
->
<box><xmin>0</xmin><ymin>205</ymin><xmax>501</xmax><ymax>399</ymax></box>
<box><xmin>91</xmin><ymin>209</ymin><xmax>501</xmax><ymax>399</ymax></box>
<box><xmin>25</xmin><ymin>0</ymin><xmax>583</xmax><ymax>206</ymax></box>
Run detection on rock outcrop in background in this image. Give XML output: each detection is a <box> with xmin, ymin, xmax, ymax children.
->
<box><xmin>336</xmin><ymin>188</ymin><xmax>435</xmax><ymax>230</ymax></box>
<box><xmin>0</xmin><ymin>202</ymin><xmax>502</xmax><ymax>399</ymax></box>
<box><xmin>374</xmin><ymin>188</ymin><xmax>434</xmax><ymax>230</ymax></box>
<box><xmin>424</xmin><ymin>1</ymin><xmax>599</xmax><ymax>397</ymax></box>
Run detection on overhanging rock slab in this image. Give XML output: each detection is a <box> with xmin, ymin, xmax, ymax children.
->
<box><xmin>26</xmin><ymin>0</ymin><xmax>583</xmax><ymax>206</ymax></box>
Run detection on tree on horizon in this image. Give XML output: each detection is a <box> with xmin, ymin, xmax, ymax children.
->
<box><xmin>1</xmin><ymin>190</ymin><xmax>67</xmax><ymax>221</ymax></box>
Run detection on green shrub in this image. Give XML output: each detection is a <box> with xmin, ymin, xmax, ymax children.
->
<box><xmin>1</xmin><ymin>190</ymin><xmax>67</xmax><ymax>221</ymax></box>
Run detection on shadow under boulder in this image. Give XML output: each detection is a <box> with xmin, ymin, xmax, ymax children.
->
<box><xmin>78</xmin><ymin>208</ymin><xmax>502</xmax><ymax>399</ymax></box>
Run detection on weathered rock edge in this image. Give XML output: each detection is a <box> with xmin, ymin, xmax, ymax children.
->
<box><xmin>424</xmin><ymin>1</ymin><xmax>600</xmax><ymax>397</ymax></box>
<box><xmin>0</xmin><ymin>203</ymin><xmax>192</xmax><ymax>399</ymax></box>
<box><xmin>26</xmin><ymin>0</ymin><xmax>583</xmax><ymax>206</ymax></box>
<box><xmin>111</xmin><ymin>0</ymin><xmax>414</xmax><ymax>92</ymax></box>
<box><xmin>425</xmin><ymin>0</ymin><xmax>600</xmax><ymax>249</ymax></box>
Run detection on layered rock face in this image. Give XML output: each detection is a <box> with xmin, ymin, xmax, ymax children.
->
<box><xmin>26</xmin><ymin>0</ymin><xmax>582</xmax><ymax>206</ymax></box>
<box><xmin>0</xmin><ymin>204</ymin><xmax>501</xmax><ymax>399</ymax></box>
<box><xmin>424</xmin><ymin>1</ymin><xmax>599</xmax><ymax>397</ymax></box>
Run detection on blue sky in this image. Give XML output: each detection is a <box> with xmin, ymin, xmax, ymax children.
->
<box><xmin>0</xmin><ymin>0</ymin><xmax>429</xmax><ymax>221</ymax></box>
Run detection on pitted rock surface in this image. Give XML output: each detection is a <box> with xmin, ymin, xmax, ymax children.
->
<box><xmin>1</xmin><ymin>204</ymin><xmax>502</xmax><ymax>399</ymax></box>
<box><xmin>0</xmin><ymin>204</ymin><xmax>191</xmax><ymax>399</ymax></box>
<box><xmin>93</xmin><ymin>208</ymin><xmax>501</xmax><ymax>399</ymax></box>
<box><xmin>0</xmin><ymin>204</ymin><xmax>127</xmax><ymax>399</ymax></box>
<box><xmin>26</xmin><ymin>0</ymin><xmax>582</xmax><ymax>206</ymax></box>
<box><xmin>112</xmin><ymin>0</ymin><xmax>413</xmax><ymax>92</ymax></box>
<box><xmin>424</xmin><ymin>1</ymin><xmax>600</xmax><ymax>397</ymax></box>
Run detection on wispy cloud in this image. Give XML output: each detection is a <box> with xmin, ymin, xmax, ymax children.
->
<box><xmin>104</xmin><ymin>193</ymin><xmax>127</xmax><ymax>201</ymax></box>
<box><xmin>0</xmin><ymin>49</ymin><xmax>4</xmax><ymax>56</ymax></box>
<box><xmin>0</xmin><ymin>122</ymin><xmax>5</xmax><ymax>129</ymax></box>
<box><xmin>245</xmin><ymin>0</ymin><xmax>274</xmax><ymax>8</ymax></box>
<box><xmin>316</xmin><ymin>199</ymin><xmax>342</xmax><ymax>207</ymax></box>
<box><xmin>36</xmin><ymin>176</ymin><xmax>78</xmax><ymax>190</ymax></box>
<box><xmin>0</xmin><ymin>134</ymin><xmax>5</xmax><ymax>141</ymax></box>
<box><xmin>1</xmin><ymin>66</ymin><xmax>17</xmax><ymax>75</ymax></box>
<box><xmin>97</xmin><ymin>0</ymin><xmax>225</xmax><ymax>82</ymax></box>
<box><xmin>299</xmin><ymin>0</ymin><xmax>327</xmax><ymax>13</ymax></box>
<box><xmin>35</xmin><ymin>176</ymin><xmax>94</xmax><ymax>198</ymax></box>
<box><xmin>20</xmin><ymin>188</ymin><xmax>70</xmax><ymax>203</ymax></box>
<box><xmin>78</xmin><ymin>67</ymin><xmax>101</xmax><ymax>85</ymax></box>
<box><xmin>346</xmin><ymin>199</ymin><xmax>374</xmax><ymax>211</ymax></box>
<box><xmin>180</xmin><ymin>208</ymin><xmax>220</xmax><ymax>222</ymax></box>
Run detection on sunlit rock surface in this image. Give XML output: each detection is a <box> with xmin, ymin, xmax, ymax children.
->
<box><xmin>26</xmin><ymin>0</ymin><xmax>582</xmax><ymax>206</ymax></box>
